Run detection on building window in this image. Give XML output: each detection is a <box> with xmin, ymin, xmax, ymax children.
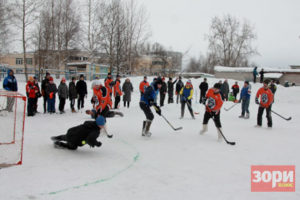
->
<box><xmin>16</xmin><ymin>58</ymin><xmax>23</xmax><ymax>65</ymax></box>
<box><xmin>26</xmin><ymin>58</ymin><xmax>33</xmax><ymax>65</ymax></box>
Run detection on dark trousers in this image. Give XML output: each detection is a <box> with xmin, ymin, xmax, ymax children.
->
<box><xmin>140</xmin><ymin>102</ymin><xmax>154</xmax><ymax>121</ymax></box>
<box><xmin>27</xmin><ymin>98</ymin><xmax>35</xmax><ymax>116</ymax></box>
<box><xmin>253</xmin><ymin>75</ymin><xmax>257</xmax><ymax>83</ymax></box>
<box><xmin>181</xmin><ymin>100</ymin><xmax>194</xmax><ymax>118</ymax></box>
<box><xmin>168</xmin><ymin>92</ymin><xmax>174</xmax><ymax>104</ymax></box>
<box><xmin>43</xmin><ymin>96</ymin><xmax>48</xmax><ymax>113</ymax></box>
<box><xmin>124</xmin><ymin>101</ymin><xmax>130</xmax><ymax>108</ymax></box>
<box><xmin>33</xmin><ymin>97</ymin><xmax>38</xmax><ymax>113</ymax></box>
<box><xmin>257</xmin><ymin>106</ymin><xmax>272</xmax><ymax>127</ymax></box>
<box><xmin>114</xmin><ymin>95</ymin><xmax>121</xmax><ymax>109</ymax></box>
<box><xmin>47</xmin><ymin>98</ymin><xmax>56</xmax><ymax>113</ymax></box>
<box><xmin>200</xmin><ymin>92</ymin><xmax>206</xmax><ymax>104</ymax></box>
<box><xmin>59</xmin><ymin>97</ymin><xmax>66</xmax><ymax>112</ymax></box>
<box><xmin>160</xmin><ymin>93</ymin><xmax>166</xmax><ymax>107</ymax></box>
<box><xmin>53</xmin><ymin>135</ymin><xmax>78</xmax><ymax>150</ymax></box>
<box><xmin>203</xmin><ymin>111</ymin><xmax>221</xmax><ymax>128</ymax></box>
<box><xmin>241</xmin><ymin>98</ymin><xmax>250</xmax><ymax>116</ymax></box>
<box><xmin>70</xmin><ymin>98</ymin><xmax>75</xmax><ymax>110</ymax></box>
<box><xmin>77</xmin><ymin>95</ymin><xmax>85</xmax><ymax>110</ymax></box>
<box><xmin>260</xmin><ymin>76</ymin><xmax>264</xmax><ymax>83</ymax></box>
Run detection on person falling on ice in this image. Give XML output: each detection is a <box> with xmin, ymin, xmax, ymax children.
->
<box><xmin>200</xmin><ymin>83</ymin><xmax>224</xmax><ymax>141</ymax></box>
<box><xmin>51</xmin><ymin>116</ymin><xmax>106</xmax><ymax>150</ymax></box>
<box><xmin>139</xmin><ymin>77</ymin><xmax>163</xmax><ymax>137</ymax></box>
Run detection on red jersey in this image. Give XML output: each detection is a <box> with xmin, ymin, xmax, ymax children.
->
<box><xmin>113</xmin><ymin>80</ymin><xmax>123</xmax><ymax>97</ymax></box>
<box><xmin>139</xmin><ymin>81</ymin><xmax>149</xmax><ymax>93</ymax></box>
<box><xmin>256</xmin><ymin>87</ymin><xmax>274</xmax><ymax>108</ymax></box>
<box><xmin>26</xmin><ymin>81</ymin><xmax>38</xmax><ymax>98</ymax></box>
<box><xmin>105</xmin><ymin>78</ymin><xmax>114</xmax><ymax>94</ymax></box>
<box><xmin>205</xmin><ymin>88</ymin><xmax>223</xmax><ymax>112</ymax></box>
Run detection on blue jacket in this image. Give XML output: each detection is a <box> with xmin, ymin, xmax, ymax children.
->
<box><xmin>180</xmin><ymin>87</ymin><xmax>193</xmax><ymax>101</ymax></box>
<box><xmin>140</xmin><ymin>84</ymin><xmax>159</xmax><ymax>106</ymax></box>
<box><xmin>3</xmin><ymin>70</ymin><xmax>18</xmax><ymax>91</ymax></box>
<box><xmin>253</xmin><ymin>68</ymin><xmax>258</xmax><ymax>76</ymax></box>
<box><xmin>240</xmin><ymin>85</ymin><xmax>251</xmax><ymax>100</ymax></box>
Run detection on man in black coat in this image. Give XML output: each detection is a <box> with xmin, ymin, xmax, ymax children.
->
<box><xmin>199</xmin><ymin>78</ymin><xmax>208</xmax><ymax>104</ymax></box>
<box><xmin>175</xmin><ymin>76</ymin><xmax>184</xmax><ymax>104</ymax></box>
<box><xmin>159</xmin><ymin>77</ymin><xmax>167</xmax><ymax>107</ymax></box>
<box><xmin>167</xmin><ymin>77</ymin><xmax>178</xmax><ymax>104</ymax></box>
<box><xmin>51</xmin><ymin>116</ymin><xmax>106</xmax><ymax>150</ymax></box>
<box><xmin>41</xmin><ymin>72</ymin><xmax>50</xmax><ymax>113</ymax></box>
<box><xmin>76</xmin><ymin>75</ymin><xmax>87</xmax><ymax>110</ymax></box>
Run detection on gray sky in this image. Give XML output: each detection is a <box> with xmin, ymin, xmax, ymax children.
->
<box><xmin>140</xmin><ymin>0</ymin><xmax>300</xmax><ymax>68</ymax></box>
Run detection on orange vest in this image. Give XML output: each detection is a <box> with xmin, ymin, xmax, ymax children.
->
<box><xmin>139</xmin><ymin>81</ymin><xmax>149</xmax><ymax>93</ymax></box>
<box><xmin>256</xmin><ymin>87</ymin><xmax>274</xmax><ymax>108</ymax></box>
<box><xmin>205</xmin><ymin>88</ymin><xmax>223</xmax><ymax>112</ymax></box>
<box><xmin>93</xmin><ymin>86</ymin><xmax>111</xmax><ymax>111</ymax></box>
<box><xmin>105</xmin><ymin>78</ymin><xmax>113</xmax><ymax>94</ymax></box>
<box><xmin>113</xmin><ymin>80</ymin><xmax>123</xmax><ymax>97</ymax></box>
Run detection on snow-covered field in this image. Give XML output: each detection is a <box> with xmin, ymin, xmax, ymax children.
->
<box><xmin>0</xmin><ymin>76</ymin><xmax>299</xmax><ymax>200</ymax></box>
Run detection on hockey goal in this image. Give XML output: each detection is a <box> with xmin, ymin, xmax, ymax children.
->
<box><xmin>0</xmin><ymin>90</ymin><xmax>26</xmax><ymax>167</ymax></box>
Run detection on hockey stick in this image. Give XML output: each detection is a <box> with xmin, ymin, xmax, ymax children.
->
<box><xmin>103</xmin><ymin>127</ymin><xmax>113</xmax><ymax>138</ymax></box>
<box><xmin>153</xmin><ymin>105</ymin><xmax>183</xmax><ymax>131</ymax></box>
<box><xmin>271</xmin><ymin>110</ymin><xmax>292</xmax><ymax>121</ymax></box>
<box><xmin>211</xmin><ymin>115</ymin><xmax>236</xmax><ymax>145</ymax></box>
<box><xmin>224</xmin><ymin>103</ymin><xmax>239</xmax><ymax>111</ymax></box>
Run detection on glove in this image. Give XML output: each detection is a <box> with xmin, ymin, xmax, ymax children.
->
<box><xmin>149</xmin><ymin>100</ymin><xmax>155</xmax><ymax>106</ymax></box>
<box><xmin>255</xmin><ymin>97</ymin><xmax>259</xmax><ymax>105</ymax></box>
<box><xmin>95</xmin><ymin>141</ymin><xmax>102</xmax><ymax>147</ymax></box>
<box><xmin>155</xmin><ymin>106</ymin><xmax>161</xmax><ymax>116</ymax></box>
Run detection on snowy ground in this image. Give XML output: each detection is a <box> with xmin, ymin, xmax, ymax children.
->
<box><xmin>0</xmin><ymin>76</ymin><xmax>300</xmax><ymax>200</ymax></box>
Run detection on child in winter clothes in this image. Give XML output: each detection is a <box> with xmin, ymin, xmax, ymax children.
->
<box><xmin>46</xmin><ymin>77</ymin><xmax>58</xmax><ymax>113</ymax></box>
<box><xmin>113</xmin><ymin>75</ymin><xmax>123</xmax><ymax>109</ymax></box>
<box><xmin>26</xmin><ymin>76</ymin><xmax>39</xmax><ymax>116</ymax></box>
<box><xmin>239</xmin><ymin>81</ymin><xmax>251</xmax><ymax>119</ymax></box>
<box><xmin>179</xmin><ymin>80</ymin><xmax>195</xmax><ymax>119</ymax></box>
<box><xmin>256</xmin><ymin>79</ymin><xmax>273</xmax><ymax>127</ymax></box>
<box><xmin>58</xmin><ymin>77</ymin><xmax>69</xmax><ymax>114</ymax></box>
<box><xmin>231</xmin><ymin>82</ymin><xmax>240</xmax><ymax>100</ymax></box>
<box><xmin>69</xmin><ymin>77</ymin><xmax>77</xmax><ymax>112</ymax></box>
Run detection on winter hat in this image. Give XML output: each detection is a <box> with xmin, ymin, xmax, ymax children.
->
<box><xmin>245</xmin><ymin>81</ymin><xmax>249</xmax><ymax>85</ymax></box>
<box><xmin>213</xmin><ymin>83</ymin><xmax>222</xmax><ymax>89</ymax></box>
<box><xmin>49</xmin><ymin>77</ymin><xmax>54</xmax><ymax>81</ymax></box>
<box><xmin>96</xmin><ymin>116</ymin><xmax>106</xmax><ymax>126</ymax></box>
<box><xmin>80</xmin><ymin>74</ymin><xmax>84</xmax><ymax>78</ymax></box>
<box><xmin>156</xmin><ymin>77</ymin><xmax>163</xmax><ymax>85</ymax></box>
<box><xmin>61</xmin><ymin>77</ymin><xmax>66</xmax><ymax>82</ymax></box>
<box><xmin>186</xmin><ymin>80</ymin><xmax>192</xmax><ymax>86</ymax></box>
<box><xmin>108</xmin><ymin>72</ymin><xmax>111</xmax><ymax>76</ymax></box>
<box><xmin>46</xmin><ymin>72</ymin><xmax>50</xmax><ymax>76</ymax></box>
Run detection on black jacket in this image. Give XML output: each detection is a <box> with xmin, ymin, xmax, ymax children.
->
<box><xmin>160</xmin><ymin>81</ymin><xmax>167</xmax><ymax>94</ymax></box>
<box><xmin>199</xmin><ymin>82</ymin><xmax>208</xmax><ymax>95</ymax></box>
<box><xmin>41</xmin><ymin>78</ymin><xmax>49</xmax><ymax>96</ymax></box>
<box><xmin>45</xmin><ymin>83</ymin><xmax>57</xmax><ymax>98</ymax></box>
<box><xmin>176</xmin><ymin>80</ymin><xmax>184</xmax><ymax>93</ymax></box>
<box><xmin>76</xmin><ymin>80</ymin><xmax>87</xmax><ymax>96</ymax></box>
<box><xmin>66</xmin><ymin>121</ymin><xmax>101</xmax><ymax>147</ymax></box>
<box><xmin>167</xmin><ymin>79</ymin><xmax>177</xmax><ymax>95</ymax></box>
<box><xmin>69</xmin><ymin>82</ymin><xmax>77</xmax><ymax>99</ymax></box>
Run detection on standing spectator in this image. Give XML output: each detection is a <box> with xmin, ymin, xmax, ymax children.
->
<box><xmin>69</xmin><ymin>77</ymin><xmax>77</xmax><ymax>113</ymax></box>
<box><xmin>220</xmin><ymin>79</ymin><xmax>229</xmax><ymax>101</ymax></box>
<box><xmin>122</xmin><ymin>78</ymin><xmax>133</xmax><ymax>108</ymax></box>
<box><xmin>76</xmin><ymin>75</ymin><xmax>87</xmax><ymax>111</ymax></box>
<box><xmin>139</xmin><ymin>76</ymin><xmax>149</xmax><ymax>96</ymax></box>
<box><xmin>259</xmin><ymin>68</ymin><xmax>265</xmax><ymax>83</ymax></box>
<box><xmin>269</xmin><ymin>80</ymin><xmax>277</xmax><ymax>95</ymax></box>
<box><xmin>41</xmin><ymin>72</ymin><xmax>50</xmax><ymax>113</ymax></box>
<box><xmin>253</xmin><ymin>67</ymin><xmax>258</xmax><ymax>83</ymax></box>
<box><xmin>239</xmin><ymin>81</ymin><xmax>251</xmax><ymax>119</ymax></box>
<box><xmin>160</xmin><ymin>77</ymin><xmax>167</xmax><ymax>107</ymax></box>
<box><xmin>2</xmin><ymin>69</ymin><xmax>18</xmax><ymax>112</ymax></box>
<box><xmin>58</xmin><ymin>77</ymin><xmax>69</xmax><ymax>114</ymax></box>
<box><xmin>167</xmin><ymin>77</ymin><xmax>178</xmax><ymax>104</ymax></box>
<box><xmin>199</xmin><ymin>78</ymin><xmax>208</xmax><ymax>104</ymax></box>
<box><xmin>46</xmin><ymin>77</ymin><xmax>57</xmax><ymax>113</ymax></box>
<box><xmin>26</xmin><ymin>76</ymin><xmax>38</xmax><ymax>116</ymax></box>
<box><xmin>231</xmin><ymin>81</ymin><xmax>240</xmax><ymax>100</ymax></box>
<box><xmin>113</xmin><ymin>75</ymin><xmax>122</xmax><ymax>109</ymax></box>
<box><xmin>175</xmin><ymin>76</ymin><xmax>184</xmax><ymax>104</ymax></box>
<box><xmin>33</xmin><ymin>76</ymin><xmax>41</xmax><ymax>113</ymax></box>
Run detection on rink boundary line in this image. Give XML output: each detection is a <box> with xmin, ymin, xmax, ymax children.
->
<box><xmin>40</xmin><ymin>139</ymin><xmax>140</xmax><ymax>196</ymax></box>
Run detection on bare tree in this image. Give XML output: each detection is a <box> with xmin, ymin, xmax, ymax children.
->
<box><xmin>206</xmin><ymin>14</ymin><xmax>258</xmax><ymax>67</ymax></box>
<box><xmin>0</xmin><ymin>0</ymin><xmax>10</xmax><ymax>55</ymax></box>
<box><xmin>11</xmin><ymin>0</ymin><xmax>41</xmax><ymax>81</ymax></box>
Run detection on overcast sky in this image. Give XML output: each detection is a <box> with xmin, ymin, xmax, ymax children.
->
<box><xmin>140</xmin><ymin>0</ymin><xmax>300</xmax><ymax>68</ymax></box>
